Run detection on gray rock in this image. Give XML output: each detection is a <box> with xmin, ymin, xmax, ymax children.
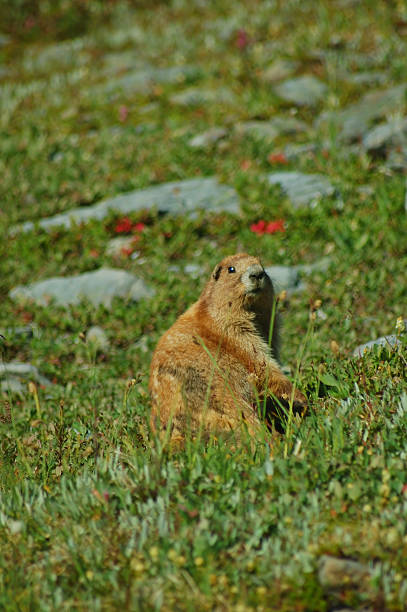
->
<box><xmin>184</xmin><ymin>264</ymin><xmax>201</xmax><ymax>279</ymax></box>
<box><xmin>0</xmin><ymin>362</ymin><xmax>52</xmax><ymax>387</ymax></box>
<box><xmin>86</xmin><ymin>326</ymin><xmax>110</xmax><ymax>352</ymax></box>
<box><xmin>12</xmin><ymin>178</ymin><xmax>240</xmax><ymax>234</ymax></box>
<box><xmin>316</xmin><ymin>84</ymin><xmax>406</xmax><ymax>142</ymax></box>
<box><xmin>170</xmin><ymin>87</ymin><xmax>234</xmax><ymax>107</ymax></box>
<box><xmin>268</xmin><ymin>171</ymin><xmax>337</xmax><ymax>208</ymax></box>
<box><xmin>362</xmin><ymin>116</ymin><xmax>407</xmax><ymax>152</ymax></box>
<box><xmin>1</xmin><ymin>377</ymin><xmax>25</xmax><ymax>394</ymax></box>
<box><xmin>346</xmin><ymin>71</ymin><xmax>386</xmax><ymax>86</ymax></box>
<box><xmin>9</xmin><ymin>268</ymin><xmax>155</xmax><ymax>309</ymax></box>
<box><xmin>387</xmin><ymin>146</ymin><xmax>407</xmax><ymax>171</ymax></box>
<box><xmin>236</xmin><ymin>121</ymin><xmax>280</xmax><ymax>142</ymax></box>
<box><xmin>96</xmin><ymin>65</ymin><xmax>199</xmax><ymax>97</ymax></box>
<box><xmin>283</xmin><ymin>143</ymin><xmax>318</xmax><ymax>161</ymax></box>
<box><xmin>353</xmin><ymin>335</ymin><xmax>401</xmax><ymax>357</ymax></box>
<box><xmin>265</xmin><ymin>258</ymin><xmax>331</xmax><ymax>294</ymax></box>
<box><xmin>274</xmin><ymin>75</ymin><xmax>328</xmax><ymax>107</ymax></box>
<box><xmin>267</xmin><ymin>116</ymin><xmax>308</xmax><ymax>135</ymax></box>
<box><xmin>318</xmin><ymin>555</ymin><xmax>372</xmax><ymax>590</ymax></box>
<box><xmin>236</xmin><ymin>117</ymin><xmax>307</xmax><ymax>142</ymax></box>
<box><xmin>0</xmin><ymin>326</ymin><xmax>35</xmax><ymax>341</ymax></box>
<box><xmin>266</xmin><ymin>265</ymin><xmax>303</xmax><ymax>293</ymax></box>
<box><xmin>261</xmin><ymin>59</ymin><xmax>299</xmax><ymax>83</ymax></box>
<box><xmin>189</xmin><ymin>127</ymin><xmax>227</xmax><ymax>148</ymax></box>
<box><xmin>105</xmin><ymin>236</ymin><xmax>137</xmax><ymax>257</ymax></box>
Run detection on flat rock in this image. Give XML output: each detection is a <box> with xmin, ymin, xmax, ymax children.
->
<box><xmin>13</xmin><ymin>178</ymin><xmax>240</xmax><ymax>234</ymax></box>
<box><xmin>362</xmin><ymin>116</ymin><xmax>407</xmax><ymax>152</ymax></box>
<box><xmin>274</xmin><ymin>75</ymin><xmax>327</xmax><ymax>107</ymax></box>
<box><xmin>268</xmin><ymin>171</ymin><xmax>337</xmax><ymax>208</ymax></box>
<box><xmin>261</xmin><ymin>59</ymin><xmax>299</xmax><ymax>83</ymax></box>
<box><xmin>0</xmin><ymin>362</ymin><xmax>52</xmax><ymax>388</ymax></box>
<box><xmin>266</xmin><ymin>265</ymin><xmax>303</xmax><ymax>293</ymax></box>
<box><xmin>236</xmin><ymin>117</ymin><xmax>307</xmax><ymax>141</ymax></box>
<box><xmin>345</xmin><ymin>71</ymin><xmax>386</xmax><ymax>87</ymax></box>
<box><xmin>318</xmin><ymin>555</ymin><xmax>372</xmax><ymax>590</ymax></box>
<box><xmin>170</xmin><ymin>87</ymin><xmax>234</xmax><ymax>107</ymax></box>
<box><xmin>266</xmin><ymin>258</ymin><xmax>331</xmax><ymax>294</ymax></box>
<box><xmin>96</xmin><ymin>65</ymin><xmax>199</xmax><ymax>96</ymax></box>
<box><xmin>316</xmin><ymin>84</ymin><xmax>406</xmax><ymax>142</ymax></box>
<box><xmin>189</xmin><ymin>127</ymin><xmax>228</xmax><ymax>148</ymax></box>
<box><xmin>283</xmin><ymin>142</ymin><xmax>318</xmax><ymax>161</ymax></box>
<box><xmin>9</xmin><ymin>268</ymin><xmax>155</xmax><ymax>309</ymax></box>
<box><xmin>353</xmin><ymin>335</ymin><xmax>401</xmax><ymax>357</ymax></box>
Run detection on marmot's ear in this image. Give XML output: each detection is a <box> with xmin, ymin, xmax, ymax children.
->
<box><xmin>213</xmin><ymin>266</ymin><xmax>222</xmax><ymax>281</ymax></box>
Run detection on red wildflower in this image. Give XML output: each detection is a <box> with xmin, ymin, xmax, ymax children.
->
<box><xmin>236</xmin><ymin>29</ymin><xmax>250</xmax><ymax>50</ymax></box>
<box><xmin>114</xmin><ymin>217</ymin><xmax>133</xmax><ymax>234</ymax></box>
<box><xmin>118</xmin><ymin>105</ymin><xmax>128</xmax><ymax>122</ymax></box>
<box><xmin>250</xmin><ymin>219</ymin><xmax>286</xmax><ymax>235</ymax></box>
<box><xmin>240</xmin><ymin>159</ymin><xmax>252</xmax><ymax>171</ymax></box>
<box><xmin>268</xmin><ymin>152</ymin><xmax>288</xmax><ymax>165</ymax></box>
<box><xmin>133</xmin><ymin>222</ymin><xmax>146</xmax><ymax>233</ymax></box>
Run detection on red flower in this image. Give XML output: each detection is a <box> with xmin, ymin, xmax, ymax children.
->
<box><xmin>268</xmin><ymin>152</ymin><xmax>288</xmax><ymax>165</ymax></box>
<box><xmin>114</xmin><ymin>217</ymin><xmax>133</xmax><ymax>234</ymax></box>
<box><xmin>250</xmin><ymin>219</ymin><xmax>286</xmax><ymax>235</ymax></box>
<box><xmin>133</xmin><ymin>222</ymin><xmax>146</xmax><ymax>233</ymax></box>
<box><xmin>118</xmin><ymin>105</ymin><xmax>128</xmax><ymax>122</ymax></box>
<box><xmin>236</xmin><ymin>29</ymin><xmax>250</xmax><ymax>50</ymax></box>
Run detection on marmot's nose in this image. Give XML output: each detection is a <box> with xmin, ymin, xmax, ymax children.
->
<box><xmin>248</xmin><ymin>266</ymin><xmax>265</xmax><ymax>281</ymax></box>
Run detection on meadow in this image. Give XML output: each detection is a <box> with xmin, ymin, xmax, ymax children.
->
<box><xmin>1</xmin><ymin>1</ymin><xmax>407</xmax><ymax>609</ymax></box>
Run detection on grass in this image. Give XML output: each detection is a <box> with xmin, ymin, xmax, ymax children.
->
<box><xmin>1</xmin><ymin>0</ymin><xmax>407</xmax><ymax>609</ymax></box>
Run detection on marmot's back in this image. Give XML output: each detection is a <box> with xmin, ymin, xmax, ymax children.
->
<box><xmin>149</xmin><ymin>253</ymin><xmax>306</xmax><ymax>443</ymax></box>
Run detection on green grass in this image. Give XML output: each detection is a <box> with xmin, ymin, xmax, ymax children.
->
<box><xmin>1</xmin><ymin>0</ymin><xmax>407</xmax><ymax>609</ymax></box>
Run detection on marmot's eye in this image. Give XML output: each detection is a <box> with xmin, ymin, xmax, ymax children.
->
<box><xmin>228</xmin><ymin>266</ymin><xmax>236</xmax><ymax>274</ymax></box>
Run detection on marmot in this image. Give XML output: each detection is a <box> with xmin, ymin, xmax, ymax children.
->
<box><xmin>149</xmin><ymin>253</ymin><xmax>307</xmax><ymax>443</ymax></box>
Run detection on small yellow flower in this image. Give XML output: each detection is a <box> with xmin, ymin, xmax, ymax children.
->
<box><xmin>149</xmin><ymin>546</ymin><xmax>159</xmax><ymax>560</ymax></box>
<box><xmin>194</xmin><ymin>556</ymin><xmax>204</xmax><ymax>567</ymax></box>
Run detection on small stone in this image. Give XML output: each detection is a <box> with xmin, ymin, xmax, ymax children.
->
<box><xmin>346</xmin><ymin>71</ymin><xmax>386</xmax><ymax>86</ymax></box>
<box><xmin>236</xmin><ymin>121</ymin><xmax>280</xmax><ymax>142</ymax></box>
<box><xmin>184</xmin><ymin>264</ymin><xmax>201</xmax><ymax>278</ymax></box>
<box><xmin>353</xmin><ymin>335</ymin><xmax>401</xmax><ymax>357</ymax></box>
<box><xmin>316</xmin><ymin>85</ymin><xmax>406</xmax><ymax>142</ymax></box>
<box><xmin>236</xmin><ymin>116</ymin><xmax>307</xmax><ymax>142</ymax></box>
<box><xmin>261</xmin><ymin>59</ymin><xmax>299</xmax><ymax>83</ymax></box>
<box><xmin>95</xmin><ymin>65</ymin><xmax>200</xmax><ymax>96</ymax></box>
<box><xmin>274</xmin><ymin>75</ymin><xmax>328</xmax><ymax>107</ymax></box>
<box><xmin>106</xmin><ymin>236</ymin><xmax>137</xmax><ymax>257</ymax></box>
<box><xmin>266</xmin><ymin>265</ymin><xmax>301</xmax><ymax>293</ymax></box>
<box><xmin>318</xmin><ymin>555</ymin><xmax>372</xmax><ymax>590</ymax></box>
<box><xmin>0</xmin><ymin>326</ymin><xmax>35</xmax><ymax>341</ymax></box>
<box><xmin>283</xmin><ymin>143</ymin><xmax>318</xmax><ymax>161</ymax></box>
<box><xmin>170</xmin><ymin>87</ymin><xmax>234</xmax><ymax>107</ymax></box>
<box><xmin>268</xmin><ymin>171</ymin><xmax>337</xmax><ymax>208</ymax></box>
<box><xmin>362</xmin><ymin>117</ymin><xmax>407</xmax><ymax>153</ymax></box>
<box><xmin>0</xmin><ymin>362</ymin><xmax>52</xmax><ymax>387</ymax></box>
<box><xmin>1</xmin><ymin>377</ymin><xmax>25</xmax><ymax>394</ymax></box>
<box><xmin>9</xmin><ymin>268</ymin><xmax>155</xmax><ymax>309</ymax></box>
<box><xmin>189</xmin><ymin>127</ymin><xmax>227</xmax><ymax>148</ymax></box>
<box><xmin>86</xmin><ymin>326</ymin><xmax>109</xmax><ymax>352</ymax></box>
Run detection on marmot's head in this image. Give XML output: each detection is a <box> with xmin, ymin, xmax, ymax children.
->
<box><xmin>200</xmin><ymin>254</ymin><xmax>275</xmax><ymax>322</ymax></box>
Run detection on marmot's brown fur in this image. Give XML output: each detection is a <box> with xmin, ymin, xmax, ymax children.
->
<box><xmin>149</xmin><ymin>253</ymin><xmax>307</xmax><ymax>443</ymax></box>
